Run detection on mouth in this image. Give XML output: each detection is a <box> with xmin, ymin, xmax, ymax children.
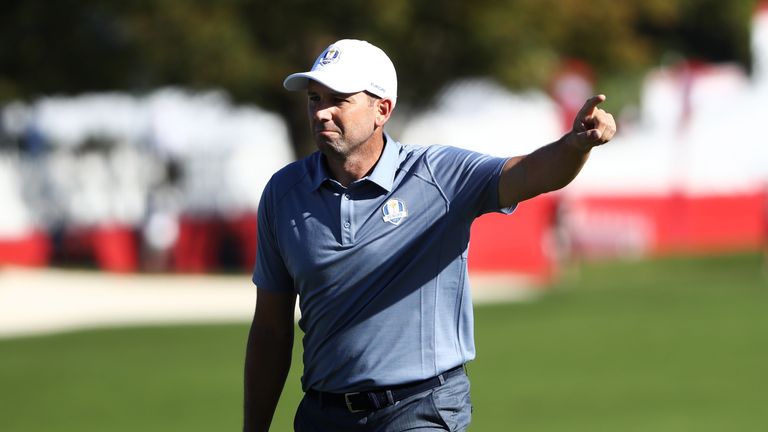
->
<box><xmin>315</xmin><ymin>129</ymin><xmax>340</xmax><ymax>137</ymax></box>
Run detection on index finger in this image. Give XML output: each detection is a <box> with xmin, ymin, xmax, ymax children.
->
<box><xmin>578</xmin><ymin>94</ymin><xmax>607</xmax><ymax>117</ymax></box>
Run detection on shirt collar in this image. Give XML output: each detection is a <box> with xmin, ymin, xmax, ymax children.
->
<box><xmin>309</xmin><ymin>133</ymin><xmax>400</xmax><ymax>192</ymax></box>
<box><xmin>309</xmin><ymin>152</ymin><xmax>331</xmax><ymax>191</ymax></box>
<box><xmin>365</xmin><ymin>132</ymin><xmax>399</xmax><ymax>192</ymax></box>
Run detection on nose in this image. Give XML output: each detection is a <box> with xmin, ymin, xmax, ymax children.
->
<box><xmin>310</xmin><ymin>100</ymin><xmax>334</xmax><ymax>123</ymax></box>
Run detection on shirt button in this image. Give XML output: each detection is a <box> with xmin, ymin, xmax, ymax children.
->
<box><xmin>343</xmin><ymin>221</ymin><xmax>351</xmax><ymax>229</ymax></box>
<box><xmin>344</xmin><ymin>193</ymin><xmax>350</xmax><ymax>200</ymax></box>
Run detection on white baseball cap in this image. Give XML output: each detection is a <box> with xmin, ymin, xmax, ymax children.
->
<box><xmin>283</xmin><ymin>39</ymin><xmax>397</xmax><ymax>102</ymax></box>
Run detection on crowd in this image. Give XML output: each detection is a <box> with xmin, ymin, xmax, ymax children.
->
<box><xmin>0</xmin><ymin>88</ymin><xmax>293</xmax><ymax>272</ymax></box>
<box><xmin>2</xmin><ymin>7</ymin><xmax>767</xmax><ymax>273</ymax></box>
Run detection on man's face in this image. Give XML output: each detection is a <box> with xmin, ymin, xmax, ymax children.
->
<box><xmin>307</xmin><ymin>80</ymin><xmax>379</xmax><ymax>158</ymax></box>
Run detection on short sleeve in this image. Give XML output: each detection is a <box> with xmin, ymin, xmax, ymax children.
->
<box><xmin>251</xmin><ymin>179</ymin><xmax>294</xmax><ymax>292</ymax></box>
<box><xmin>424</xmin><ymin>145</ymin><xmax>515</xmax><ymax>218</ymax></box>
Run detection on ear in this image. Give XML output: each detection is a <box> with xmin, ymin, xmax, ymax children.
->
<box><xmin>374</xmin><ymin>98</ymin><xmax>394</xmax><ymax>128</ymax></box>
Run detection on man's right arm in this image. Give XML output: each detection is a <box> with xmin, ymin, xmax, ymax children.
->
<box><xmin>497</xmin><ymin>95</ymin><xmax>616</xmax><ymax>208</ymax></box>
<box><xmin>243</xmin><ymin>288</ymin><xmax>297</xmax><ymax>432</ymax></box>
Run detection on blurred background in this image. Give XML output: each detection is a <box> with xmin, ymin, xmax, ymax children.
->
<box><xmin>0</xmin><ymin>0</ymin><xmax>766</xmax><ymax>276</ymax></box>
<box><xmin>1</xmin><ymin>0</ymin><xmax>767</xmax><ymax>431</ymax></box>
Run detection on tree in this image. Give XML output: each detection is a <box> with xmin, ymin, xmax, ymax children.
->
<box><xmin>0</xmin><ymin>0</ymin><xmax>758</xmax><ymax>155</ymax></box>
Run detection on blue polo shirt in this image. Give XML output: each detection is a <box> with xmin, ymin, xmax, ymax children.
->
<box><xmin>253</xmin><ymin>134</ymin><xmax>513</xmax><ymax>393</ymax></box>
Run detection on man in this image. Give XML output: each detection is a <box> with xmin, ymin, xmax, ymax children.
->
<box><xmin>244</xmin><ymin>39</ymin><xmax>615</xmax><ymax>431</ymax></box>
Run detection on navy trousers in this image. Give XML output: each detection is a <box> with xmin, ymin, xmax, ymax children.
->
<box><xmin>294</xmin><ymin>371</ymin><xmax>472</xmax><ymax>431</ymax></box>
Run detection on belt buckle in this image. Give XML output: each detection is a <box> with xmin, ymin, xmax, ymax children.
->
<box><xmin>344</xmin><ymin>392</ymin><xmax>365</xmax><ymax>413</ymax></box>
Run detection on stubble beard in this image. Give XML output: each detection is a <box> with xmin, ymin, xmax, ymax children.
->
<box><xmin>315</xmin><ymin>134</ymin><xmax>352</xmax><ymax>161</ymax></box>
<box><xmin>315</xmin><ymin>129</ymin><xmax>375</xmax><ymax>163</ymax></box>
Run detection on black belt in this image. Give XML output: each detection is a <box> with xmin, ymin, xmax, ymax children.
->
<box><xmin>307</xmin><ymin>365</ymin><xmax>466</xmax><ymax>413</ymax></box>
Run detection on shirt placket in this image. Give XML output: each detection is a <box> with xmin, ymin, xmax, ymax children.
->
<box><xmin>340</xmin><ymin>190</ymin><xmax>354</xmax><ymax>245</ymax></box>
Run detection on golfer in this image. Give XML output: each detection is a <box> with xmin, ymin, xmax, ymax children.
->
<box><xmin>244</xmin><ymin>39</ymin><xmax>616</xmax><ymax>431</ymax></box>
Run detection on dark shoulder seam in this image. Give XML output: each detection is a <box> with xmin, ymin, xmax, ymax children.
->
<box><xmin>268</xmin><ymin>159</ymin><xmax>313</xmax><ymax>207</ymax></box>
<box><xmin>415</xmin><ymin>146</ymin><xmax>450</xmax><ymax>211</ymax></box>
<box><xmin>274</xmin><ymin>169</ymin><xmax>311</xmax><ymax>206</ymax></box>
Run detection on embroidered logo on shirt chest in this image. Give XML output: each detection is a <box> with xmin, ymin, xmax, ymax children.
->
<box><xmin>382</xmin><ymin>198</ymin><xmax>408</xmax><ymax>226</ymax></box>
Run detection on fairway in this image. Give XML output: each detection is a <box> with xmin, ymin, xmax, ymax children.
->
<box><xmin>1</xmin><ymin>252</ymin><xmax>766</xmax><ymax>431</ymax></box>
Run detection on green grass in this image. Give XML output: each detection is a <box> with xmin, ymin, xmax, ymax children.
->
<box><xmin>471</xmin><ymin>252</ymin><xmax>768</xmax><ymax>431</ymax></box>
<box><xmin>1</xmin><ymin>252</ymin><xmax>766</xmax><ymax>431</ymax></box>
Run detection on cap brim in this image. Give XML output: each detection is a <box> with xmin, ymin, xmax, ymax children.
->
<box><xmin>283</xmin><ymin>71</ymin><xmax>366</xmax><ymax>94</ymax></box>
<box><xmin>283</xmin><ymin>72</ymin><xmax>311</xmax><ymax>91</ymax></box>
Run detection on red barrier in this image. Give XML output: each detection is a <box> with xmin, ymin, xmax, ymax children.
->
<box><xmin>173</xmin><ymin>213</ymin><xmax>257</xmax><ymax>273</ymax></box>
<box><xmin>562</xmin><ymin>190</ymin><xmax>766</xmax><ymax>257</ymax></box>
<box><xmin>173</xmin><ymin>217</ymin><xmax>221</xmax><ymax>273</ymax></box>
<box><xmin>2</xmin><ymin>191</ymin><xmax>762</xmax><ymax>278</ymax></box>
<box><xmin>227</xmin><ymin>214</ymin><xmax>258</xmax><ymax>271</ymax></box>
<box><xmin>55</xmin><ymin>225</ymin><xmax>139</xmax><ymax>272</ymax></box>
<box><xmin>91</xmin><ymin>226</ymin><xmax>139</xmax><ymax>273</ymax></box>
<box><xmin>468</xmin><ymin>194</ymin><xmax>557</xmax><ymax>279</ymax></box>
<box><xmin>465</xmin><ymin>189</ymin><xmax>766</xmax><ymax>279</ymax></box>
<box><xmin>0</xmin><ymin>230</ymin><xmax>51</xmax><ymax>267</ymax></box>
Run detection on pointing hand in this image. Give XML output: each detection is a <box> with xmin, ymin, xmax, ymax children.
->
<box><xmin>568</xmin><ymin>94</ymin><xmax>616</xmax><ymax>151</ymax></box>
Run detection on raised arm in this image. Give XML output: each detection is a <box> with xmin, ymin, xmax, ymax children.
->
<box><xmin>498</xmin><ymin>94</ymin><xmax>616</xmax><ymax>207</ymax></box>
<box><xmin>243</xmin><ymin>288</ymin><xmax>297</xmax><ymax>432</ymax></box>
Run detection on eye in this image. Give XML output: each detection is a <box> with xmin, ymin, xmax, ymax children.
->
<box><xmin>308</xmin><ymin>94</ymin><xmax>320</xmax><ymax>103</ymax></box>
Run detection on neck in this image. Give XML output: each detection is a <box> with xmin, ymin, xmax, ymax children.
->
<box><xmin>325</xmin><ymin>134</ymin><xmax>386</xmax><ymax>187</ymax></box>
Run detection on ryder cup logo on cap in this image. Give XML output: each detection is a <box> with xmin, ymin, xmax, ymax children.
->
<box><xmin>319</xmin><ymin>48</ymin><xmax>341</xmax><ymax>66</ymax></box>
<box><xmin>283</xmin><ymin>39</ymin><xmax>398</xmax><ymax>102</ymax></box>
<box><xmin>382</xmin><ymin>198</ymin><xmax>408</xmax><ymax>226</ymax></box>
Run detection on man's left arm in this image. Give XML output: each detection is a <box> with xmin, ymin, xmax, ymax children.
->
<box><xmin>498</xmin><ymin>94</ymin><xmax>616</xmax><ymax>208</ymax></box>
